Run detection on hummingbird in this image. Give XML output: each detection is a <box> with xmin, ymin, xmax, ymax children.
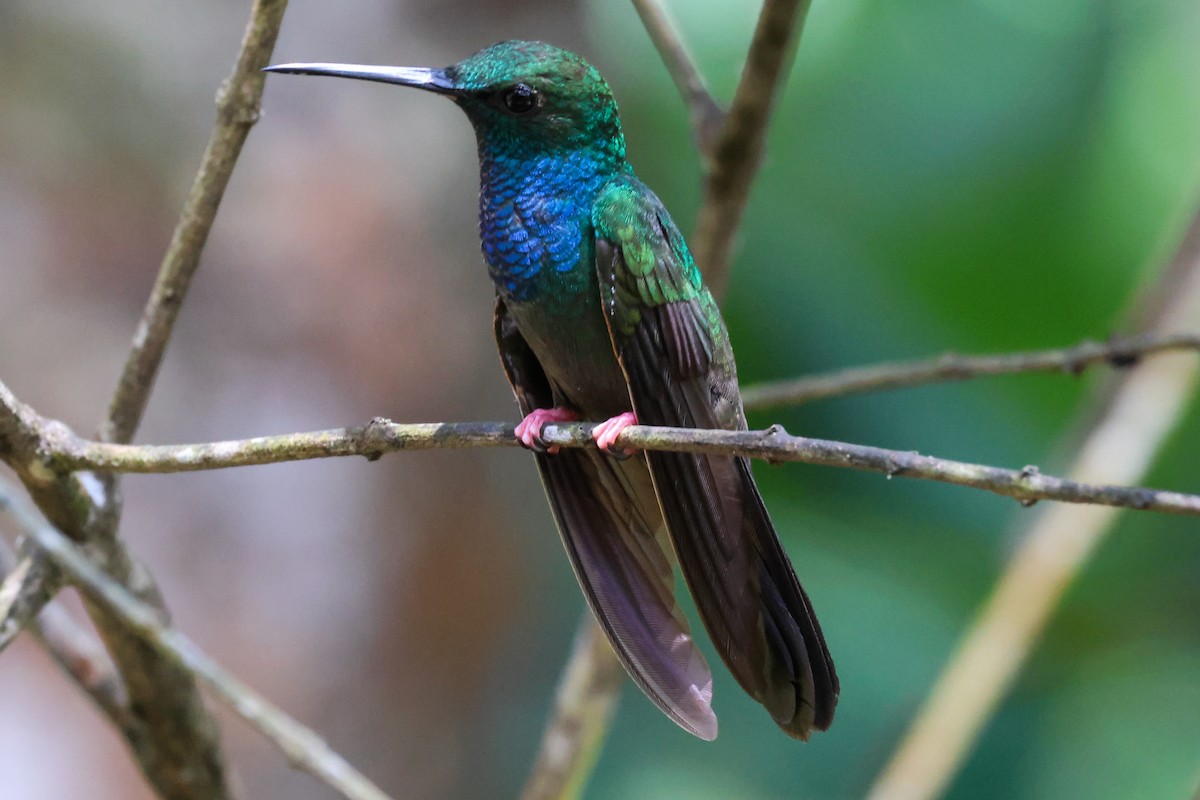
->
<box><xmin>266</xmin><ymin>40</ymin><xmax>837</xmax><ymax>740</ymax></box>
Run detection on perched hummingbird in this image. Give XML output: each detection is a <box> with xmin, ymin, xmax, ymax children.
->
<box><xmin>266</xmin><ymin>40</ymin><xmax>837</xmax><ymax>740</ymax></box>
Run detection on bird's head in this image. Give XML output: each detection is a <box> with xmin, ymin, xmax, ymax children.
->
<box><xmin>267</xmin><ymin>40</ymin><xmax>626</xmax><ymax>162</ymax></box>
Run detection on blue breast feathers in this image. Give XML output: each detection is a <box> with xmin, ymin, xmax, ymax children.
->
<box><xmin>478</xmin><ymin>150</ymin><xmax>609</xmax><ymax>301</ymax></box>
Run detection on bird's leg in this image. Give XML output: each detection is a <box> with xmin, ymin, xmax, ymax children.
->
<box><xmin>515</xmin><ymin>407</ymin><xmax>579</xmax><ymax>454</ymax></box>
<box><xmin>592</xmin><ymin>411</ymin><xmax>638</xmax><ymax>457</ymax></box>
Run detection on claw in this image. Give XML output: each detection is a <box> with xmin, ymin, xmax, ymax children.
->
<box><xmin>515</xmin><ymin>407</ymin><xmax>578</xmax><ymax>454</ymax></box>
<box><xmin>592</xmin><ymin>411</ymin><xmax>638</xmax><ymax>456</ymax></box>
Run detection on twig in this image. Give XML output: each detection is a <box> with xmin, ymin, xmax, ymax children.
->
<box><xmin>1</xmin><ymin>484</ymin><xmax>133</xmax><ymax>731</ymax></box>
<box><xmin>0</xmin><ymin>1</ymin><xmax>289</xmax><ymax>797</ymax></box>
<box><xmin>86</xmin><ymin>1</ymin><xmax>290</xmax><ymax>794</ymax></box>
<box><xmin>17</xmin><ymin>505</ymin><xmax>394</xmax><ymax>800</ymax></box>
<box><xmin>631</xmin><ymin>0</ymin><xmax>724</xmax><ymax>152</ymax></box>
<box><xmin>33</xmin><ymin>600</ymin><xmax>135</xmax><ymax>727</ymax></box>
<box><xmin>520</xmin><ymin>617</ymin><xmax>626</xmax><ymax>800</ymax></box>
<box><xmin>0</xmin><ymin>377</ymin><xmax>100</xmax><ymax>536</ymax></box>
<box><xmin>99</xmin><ymin>0</ymin><xmax>289</xmax><ymax>446</ymax></box>
<box><xmin>0</xmin><ymin>552</ymin><xmax>62</xmax><ymax>653</ymax></box>
<box><xmin>17</xmin><ymin>417</ymin><xmax>1194</xmax><ymax>516</ymax></box>
<box><xmin>740</xmin><ymin>332</ymin><xmax>1200</xmax><ymax>409</ymax></box>
<box><xmin>43</xmin><ymin>596</ymin><xmax>135</xmax><ymax>713</ymax></box>
<box><xmin>868</xmin><ymin>207</ymin><xmax>1200</xmax><ymax>800</ymax></box>
<box><xmin>693</xmin><ymin>0</ymin><xmax>813</xmax><ymax>295</ymax></box>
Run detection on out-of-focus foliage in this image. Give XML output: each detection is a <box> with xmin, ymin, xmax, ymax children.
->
<box><xmin>0</xmin><ymin>1</ymin><xmax>1196</xmax><ymax>798</ymax></box>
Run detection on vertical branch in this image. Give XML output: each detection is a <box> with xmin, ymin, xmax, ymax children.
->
<box><xmin>1</xmin><ymin>480</ymin><xmax>136</xmax><ymax>736</ymax></box>
<box><xmin>100</xmin><ymin>0</ymin><xmax>290</xmax><ymax>446</ymax></box>
<box><xmin>693</xmin><ymin>0</ymin><xmax>812</xmax><ymax>296</ymax></box>
<box><xmin>631</xmin><ymin>0</ymin><xmax>724</xmax><ymax>151</ymax></box>
<box><xmin>7</xmin><ymin>1</ymin><xmax>292</xmax><ymax>797</ymax></box>
<box><xmin>867</xmin><ymin>208</ymin><xmax>1200</xmax><ymax>800</ymax></box>
<box><xmin>521</xmin><ymin>618</ymin><xmax>627</xmax><ymax>800</ymax></box>
<box><xmin>0</xmin><ymin>552</ymin><xmax>62</xmax><ymax>653</ymax></box>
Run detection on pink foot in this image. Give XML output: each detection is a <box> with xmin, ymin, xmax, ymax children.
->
<box><xmin>515</xmin><ymin>407</ymin><xmax>578</xmax><ymax>453</ymax></box>
<box><xmin>592</xmin><ymin>412</ymin><xmax>638</xmax><ymax>456</ymax></box>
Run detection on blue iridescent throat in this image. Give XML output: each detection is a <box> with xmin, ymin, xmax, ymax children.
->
<box><xmin>477</xmin><ymin>144</ymin><xmax>627</xmax><ymax>302</ymax></box>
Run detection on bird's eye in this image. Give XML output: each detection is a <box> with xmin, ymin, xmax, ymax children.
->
<box><xmin>502</xmin><ymin>83</ymin><xmax>540</xmax><ymax>114</ymax></box>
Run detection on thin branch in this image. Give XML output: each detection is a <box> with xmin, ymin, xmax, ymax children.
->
<box><xmin>693</xmin><ymin>0</ymin><xmax>813</xmax><ymax>295</ymax></box>
<box><xmin>740</xmin><ymin>332</ymin><xmax>1200</xmax><ymax>409</ymax></box>
<box><xmin>99</xmin><ymin>0</ymin><xmax>289</xmax><ymax>446</ymax></box>
<box><xmin>0</xmin><ymin>1</ymin><xmax>289</xmax><ymax>797</ymax></box>
<box><xmin>0</xmin><ymin>462</ymin><xmax>222</xmax><ymax>796</ymax></box>
<box><xmin>0</xmin><ymin>377</ymin><xmax>100</xmax><ymax>537</ymax></box>
<box><xmin>1</xmin><ymin>484</ymin><xmax>133</xmax><ymax>730</ymax></box>
<box><xmin>83</xmin><ymin>0</ymin><xmax>290</xmax><ymax>793</ymax></box>
<box><xmin>32</xmin><ymin>600</ymin><xmax>135</xmax><ymax>727</ymax></box>
<box><xmin>16</xmin><ymin>505</ymin><xmax>394</xmax><ymax>800</ymax></box>
<box><xmin>868</xmin><ymin>207</ymin><xmax>1200</xmax><ymax>800</ymax></box>
<box><xmin>631</xmin><ymin>0</ymin><xmax>724</xmax><ymax>151</ymax></box>
<box><xmin>1</xmin><ymin>411</ymin><xmax>1188</xmax><ymax>515</ymax></box>
<box><xmin>520</xmin><ymin>617</ymin><xmax>626</xmax><ymax>800</ymax></box>
<box><xmin>0</xmin><ymin>552</ymin><xmax>62</xmax><ymax>653</ymax></box>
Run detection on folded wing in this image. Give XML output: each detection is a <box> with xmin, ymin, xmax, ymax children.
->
<box><xmin>592</xmin><ymin>177</ymin><xmax>839</xmax><ymax>737</ymax></box>
<box><xmin>494</xmin><ymin>296</ymin><xmax>718</xmax><ymax>739</ymax></box>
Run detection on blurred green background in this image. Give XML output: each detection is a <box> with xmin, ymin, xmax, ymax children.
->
<box><xmin>1</xmin><ymin>1</ymin><xmax>1197</xmax><ymax>798</ymax></box>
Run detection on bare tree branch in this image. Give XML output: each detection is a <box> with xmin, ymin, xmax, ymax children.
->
<box><xmin>13</xmin><ymin>500</ymin><xmax>395</xmax><ymax>800</ymax></box>
<box><xmin>1</xmin><ymin>489</ymin><xmax>133</xmax><ymax>728</ymax></box>
<box><xmin>0</xmin><ymin>1</ymin><xmax>290</xmax><ymax>797</ymax></box>
<box><xmin>33</xmin><ymin>599</ymin><xmax>135</xmax><ymax>726</ymax></box>
<box><xmin>741</xmin><ymin>332</ymin><xmax>1200</xmax><ymax>409</ymax></box>
<box><xmin>100</xmin><ymin>0</ymin><xmax>289</xmax><ymax>447</ymax></box>
<box><xmin>868</xmin><ymin>207</ymin><xmax>1200</xmax><ymax>800</ymax></box>
<box><xmin>13</xmin><ymin>373</ymin><xmax>1200</xmax><ymax>520</ymax></box>
<box><xmin>0</xmin><ymin>551</ymin><xmax>62</xmax><ymax>654</ymax></box>
<box><xmin>631</xmin><ymin>0</ymin><xmax>724</xmax><ymax>151</ymax></box>
<box><xmin>520</xmin><ymin>618</ymin><xmax>626</xmax><ymax>800</ymax></box>
<box><xmin>79</xmin><ymin>0</ymin><xmax>290</xmax><ymax>793</ymax></box>
<box><xmin>1</xmin><ymin>414</ymin><xmax>1183</xmax><ymax>516</ymax></box>
<box><xmin>693</xmin><ymin>0</ymin><xmax>812</xmax><ymax>295</ymax></box>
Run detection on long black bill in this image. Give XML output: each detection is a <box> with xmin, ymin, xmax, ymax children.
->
<box><xmin>263</xmin><ymin>63</ymin><xmax>456</xmax><ymax>94</ymax></box>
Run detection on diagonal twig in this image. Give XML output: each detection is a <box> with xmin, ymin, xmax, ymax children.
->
<box><xmin>520</xmin><ymin>617</ymin><xmax>627</xmax><ymax>800</ymax></box>
<box><xmin>634</xmin><ymin>0</ymin><xmax>811</xmax><ymax>293</ymax></box>
<box><xmin>30</xmin><ymin>597</ymin><xmax>135</xmax><ymax>728</ymax></box>
<box><xmin>1</xmin><ymin>483</ymin><xmax>133</xmax><ymax>730</ymax></box>
<box><xmin>84</xmin><ymin>1</ymin><xmax>290</xmax><ymax>794</ymax></box>
<box><xmin>740</xmin><ymin>332</ymin><xmax>1200</xmax><ymax>409</ymax></box>
<box><xmin>15</xmin><ymin>500</ymin><xmax>394</xmax><ymax>800</ymax></box>
<box><xmin>100</xmin><ymin>0</ymin><xmax>290</xmax><ymax>447</ymax></box>
<box><xmin>0</xmin><ymin>1</ymin><xmax>290</xmax><ymax>797</ymax></box>
<box><xmin>693</xmin><ymin>0</ymin><xmax>813</xmax><ymax>295</ymax></box>
<box><xmin>0</xmin><ymin>551</ymin><xmax>63</xmax><ymax>653</ymax></box>
<box><xmin>868</xmin><ymin>206</ymin><xmax>1200</xmax><ymax>800</ymax></box>
<box><xmin>631</xmin><ymin>0</ymin><xmax>724</xmax><ymax>152</ymax></box>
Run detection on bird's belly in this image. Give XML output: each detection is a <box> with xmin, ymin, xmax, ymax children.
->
<box><xmin>505</xmin><ymin>291</ymin><xmax>631</xmax><ymax>419</ymax></box>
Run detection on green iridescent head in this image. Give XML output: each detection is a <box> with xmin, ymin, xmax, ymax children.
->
<box><xmin>266</xmin><ymin>40</ymin><xmax>626</xmax><ymax>159</ymax></box>
<box><xmin>449</xmin><ymin>41</ymin><xmax>625</xmax><ymax>158</ymax></box>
